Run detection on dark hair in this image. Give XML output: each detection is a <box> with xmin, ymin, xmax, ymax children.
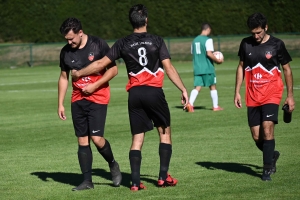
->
<box><xmin>201</xmin><ymin>23</ymin><xmax>211</xmax><ymax>31</ymax></box>
<box><xmin>247</xmin><ymin>13</ymin><xmax>267</xmax><ymax>30</ymax></box>
<box><xmin>129</xmin><ymin>4</ymin><xmax>148</xmax><ymax>29</ymax></box>
<box><xmin>59</xmin><ymin>17</ymin><xmax>82</xmax><ymax>35</ymax></box>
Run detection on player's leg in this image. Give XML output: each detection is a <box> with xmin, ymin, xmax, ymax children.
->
<box><xmin>207</xmin><ymin>74</ymin><xmax>223</xmax><ymax>111</ymax></box>
<box><xmin>187</xmin><ymin>75</ymin><xmax>202</xmax><ymax>112</ymax></box>
<box><xmin>261</xmin><ymin>104</ymin><xmax>280</xmax><ymax>177</ymax></box>
<box><xmin>156</xmin><ymin>126</ymin><xmax>177</xmax><ymax>187</ymax></box>
<box><xmin>88</xmin><ymin>102</ymin><xmax>122</xmax><ymax>187</ymax></box>
<box><xmin>71</xmin><ymin>100</ymin><xmax>94</xmax><ymax>191</ymax></box>
<box><xmin>128</xmin><ymin>86</ymin><xmax>153</xmax><ymax>190</ymax></box>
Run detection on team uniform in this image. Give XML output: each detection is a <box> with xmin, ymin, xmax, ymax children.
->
<box><xmin>238</xmin><ymin>35</ymin><xmax>292</xmax><ymax>126</ymax></box>
<box><xmin>60</xmin><ymin>35</ymin><xmax>114</xmax><ymax>137</ymax></box>
<box><xmin>106</xmin><ymin>32</ymin><xmax>171</xmax><ymax>134</ymax></box>
<box><xmin>191</xmin><ymin>35</ymin><xmax>216</xmax><ymax>87</ymax></box>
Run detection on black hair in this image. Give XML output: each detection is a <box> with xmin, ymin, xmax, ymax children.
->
<box><xmin>59</xmin><ymin>17</ymin><xmax>82</xmax><ymax>35</ymax></box>
<box><xmin>247</xmin><ymin>13</ymin><xmax>267</xmax><ymax>30</ymax></box>
<box><xmin>201</xmin><ymin>23</ymin><xmax>211</xmax><ymax>31</ymax></box>
<box><xmin>129</xmin><ymin>4</ymin><xmax>148</xmax><ymax>29</ymax></box>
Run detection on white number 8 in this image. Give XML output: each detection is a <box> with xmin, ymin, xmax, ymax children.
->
<box><xmin>138</xmin><ymin>47</ymin><xmax>148</xmax><ymax>66</ymax></box>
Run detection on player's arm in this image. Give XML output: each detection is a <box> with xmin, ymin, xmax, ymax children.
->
<box><xmin>207</xmin><ymin>51</ymin><xmax>223</xmax><ymax>64</ymax></box>
<box><xmin>82</xmin><ymin>63</ymin><xmax>118</xmax><ymax>94</ymax></box>
<box><xmin>162</xmin><ymin>59</ymin><xmax>189</xmax><ymax>106</ymax></box>
<box><xmin>71</xmin><ymin>56</ymin><xmax>112</xmax><ymax>80</ymax></box>
<box><xmin>282</xmin><ymin>63</ymin><xmax>295</xmax><ymax>112</ymax></box>
<box><xmin>234</xmin><ymin>60</ymin><xmax>244</xmax><ymax>108</ymax></box>
<box><xmin>58</xmin><ymin>70</ymin><xmax>69</xmax><ymax>120</ymax></box>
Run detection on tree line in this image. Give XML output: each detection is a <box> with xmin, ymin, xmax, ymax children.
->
<box><xmin>0</xmin><ymin>0</ymin><xmax>299</xmax><ymax>43</ymax></box>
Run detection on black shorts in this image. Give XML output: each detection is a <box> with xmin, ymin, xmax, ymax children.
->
<box><xmin>247</xmin><ymin>104</ymin><xmax>279</xmax><ymax>127</ymax></box>
<box><xmin>128</xmin><ymin>86</ymin><xmax>170</xmax><ymax>135</ymax></box>
<box><xmin>71</xmin><ymin>99</ymin><xmax>107</xmax><ymax>137</ymax></box>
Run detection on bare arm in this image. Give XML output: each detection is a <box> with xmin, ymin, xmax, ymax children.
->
<box><xmin>82</xmin><ymin>65</ymin><xmax>118</xmax><ymax>94</ymax></box>
<box><xmin>234</xmin><ymin>60</ymin><xmax>244</xmax><ymax>108</ymax></box>
<box><xmin>207</xmin><ymin>51</ymin><xmax>223</xmax><ymax>64</ymax></box>
<box><xmin>58</xmin><ymin>70</ymin><xmax>69</xmax><ymax>120</ymax></box>
<box><xmin>282</xmin><ymin>63</ymin><xmax>295</xmax><ymax>112</ymax></box>
<box><xmin>162</xmin><ymin>59</ymin><xmax>188</xmax><ymax>106</ymax></box>
<box><xmin>71</xmin><ymin>56</ymin><xmax>113</xmax><ymax>80</ymax></box>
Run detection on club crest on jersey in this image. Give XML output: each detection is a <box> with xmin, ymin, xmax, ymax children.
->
<box><xmin>265</xmin><ymin>51</ymin><xmax>272</xmax><ymax>59</ymax></box>
<box><xmin>88</xmin><ymin>52</ymin><xmax>94</xmax><ymax>61</ymax></box>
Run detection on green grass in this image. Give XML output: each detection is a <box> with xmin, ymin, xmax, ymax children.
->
<box><xmin>0</xmin><ymin>59</ymin><xmax>299</xmax><ymax>199</ymax></box>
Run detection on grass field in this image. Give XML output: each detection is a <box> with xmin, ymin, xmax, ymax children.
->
<box><xmin>0</xmin><ymin>59</ymin><xmax>299</xmax><ymax>200</ymax></box>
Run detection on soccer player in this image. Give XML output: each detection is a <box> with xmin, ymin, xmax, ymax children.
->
<box><xmin>186</xmin><ymin>23</ymin><xmax>224</xmax><ymax>112</ymax></box>
<box><xmin>71</xmin><ymin>4</ymin><xmax>188</xmax><ymax>191</ymax></box>
<box><xmin>57</xmin><ymin>17</ymin><xmax>122</xmax><ymax>190</ymax></box>
<box><xmin>234</xmin><ymin>13</ymin><xmax>295</xmax><ymax>181</ymax></box>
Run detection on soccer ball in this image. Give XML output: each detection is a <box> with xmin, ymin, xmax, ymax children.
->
<box><xmin>213</xmin><ymin>51</ymin><xmax>224</xmax><ymax>61</ymax></box>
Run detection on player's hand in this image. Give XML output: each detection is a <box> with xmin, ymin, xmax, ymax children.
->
<box><xmin>71</xmin><ymin>70</ymin><xmax>80</xmax><ymax>81</ymax></box>
<box><xmin>82</xmin><ymin>83</ymin><xmax>97</xmax><ymax>95</ymax></box>
<box><xmin>181</xmin><ymin>90</ymin><xmax>189</xmax><ymax>110</ymax></box>
<box><xmin>284</xmin><ymin>96</ymin><xmax>295</xmax><ymax>112</ymax></box>
<box><xmin>58</xmin><ymin>105</ymin><xmax>67</xmax><ymax>120</ymax></box>
<box><xmin>234</xmin><ymin>93</ymin><xmax>242</xmax><ymax>108</ymax></box>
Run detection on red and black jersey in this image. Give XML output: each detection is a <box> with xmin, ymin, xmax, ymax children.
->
<box><xmin>60</xmin><ymin>35</ymin><xmax>114</xmax><ymax>104</ymax></box>
<box><xmin>106</xmin><ymin>32</ymin><xmax>170</xmax><ymax>91</ymax></box>
<box><xmin>238</xmin><ymin>35</ymin><xmax>292</xmax><ymax>106</ymax></box>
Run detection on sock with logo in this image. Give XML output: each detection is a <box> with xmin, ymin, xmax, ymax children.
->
<box><xmin>159</xmin><ymin>143</ymin><xmax>172</xmax><ymax>180</ymax></box>
<box><xmin>129</xmin><ymin>150</ymin><xmax>142</xmax><ymax>186</ymax></box>
<box><xmin>78</xmin><ymin>145</ymin><xmax>93</xmax><ymax>181</ymax></box>
<box><xmin>97</xmin><ymin>139</ymin><xmax>115</xmax><ymax>167</ymax></box>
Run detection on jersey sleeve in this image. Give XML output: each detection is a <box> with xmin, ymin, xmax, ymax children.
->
<box><xmin>97</xmin><ymin>38</ymin><xmax>117</xmax><ymax>66</ymax></box>
<box><xmin>277</xmin><ymin>40</ymin><xmax>292</xmax><ymax>65</ymax></box>
<box><xmin>238</xmin><ymin>39</ymin><xmax>246</xmax><ymax>61</ymax></box>
<box><xmin>159</xmin><ymin>38</ymin><xmax>171</xmax><ymax>61</ymax></box>
<box><xmin>59</xmin><ymin>48</ymin><xmax>69</xmax><ymax>72</ymax></box>
<box><xmin>205</xmin><ymin>38</ymin><xmax>214</xmax><ymax>51</ymax></box>
<box><xmin>106</xmin><ymin>39</ymin><xmax>122</xmax><ymax>62</ymax></box>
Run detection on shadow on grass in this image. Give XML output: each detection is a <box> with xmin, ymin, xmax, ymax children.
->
<box><xmin>175</xmin><ymin>105</ymin><xmax>207</xmax><ymax>110</ymax></box>
<box><xmin>31</xmin><ymin>169</ymin><xmax>157</xmax><ymax>188</ymax></box>
<box><xmin>196</xmin><ymin>161</ymin><xmax>262</xmax><ymax>178</ymax></box>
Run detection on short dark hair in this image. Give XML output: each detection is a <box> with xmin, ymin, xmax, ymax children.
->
<box><xmin>201</xmin><ymin>23</ymin><xmax>211</xmax><ymax>31</ymax></box>
<box><xmin>129</xmin><ymin>4</ymin><xmax>148</xmax><ymax>29</ymax></box>
<box><xmin>247</xmin><ymin>13</ymin><xmax>267</xmax><ymax>30</ymax></box>
<box><xmin>60</xmin><ymin>17</ymin><xmax>82</xmax><ymax>35</ymax></box>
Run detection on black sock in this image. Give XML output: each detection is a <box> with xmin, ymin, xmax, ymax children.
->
<box><xmin>78</xmin><ymin>145</ymin><xmax>93</xmax><ymax>181</ymax></box>
<box><xmin>263</xmin><ymin>139</ymin><xmax>275</xmax><ymax>169</ymax></box>
<box><xmin>159</xmin><ymin>143</ymin><xmax>172</xmax><ymax>180</ymax></box>
<box><xmin>97</xmin><ymin>139</ymin><xmax>115</xmax><ymax>167</ymax></box>
<box><xmin>255</xmin><ymin>140</ymin><xmax>264</xmax><ymax>152</ymax></box>
<box><xmin>129</xmin><ymin>150</ymin><xmax>141</xmax><ymax>186</ymax></box>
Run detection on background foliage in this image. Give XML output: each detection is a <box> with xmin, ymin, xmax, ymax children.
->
<box><xmin>0</xmin><ymin>0</ymin><xmax>300</xmax><ymax>43</ymax></box>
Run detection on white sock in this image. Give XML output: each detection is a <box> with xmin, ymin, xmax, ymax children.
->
<box><xmin>189</xmin><ymin>89</ymin><xmax>199</xmax><ymax>106</ymax></box>
<box><xmin>210</xmin><ymin>90</ymin><xmax>218</xmax><ymax>108</ymax></box>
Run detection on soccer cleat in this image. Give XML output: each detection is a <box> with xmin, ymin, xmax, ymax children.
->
<box><xmin>72</xmin><ymin>180</ymin><xmax>94</xmax><ymax>191</ymax></box>
<box><xmin>271</xmin><ymin>151</ymin><xmax>280</xmax><ymax>174</ymax></box>
<box><xmin>186</xmin><ymin>103</ymin><xmax>194</xmax><ymax>112</ymax></box>
<box><xmin>109</xmin><ymin>161</ymin><xmax>122</xmax><ymax>187</ymax></box>
<box><xmin>157</xmin><ymin>173</ymin><xmax>178</xmax><ymax>187</ymax></box>
<box><xmin>130</xmin><ymin>182</ymin><xmax>146</xmax><ymax>191</ymax></box>
<box><xmin>261</xmin><ymin>168</ymin><xmax>272</xmax><ymax>181</ymax></box>
<box><xmin>213</xmin><ymin>106</ymin><xmax>223</xmax><ymax>111</ymax></box>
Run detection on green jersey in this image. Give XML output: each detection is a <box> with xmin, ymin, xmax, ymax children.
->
<box><xmin>191</xmin><ymin>35</ymin><xmax>215</xmax><ymax>75</ymax></box>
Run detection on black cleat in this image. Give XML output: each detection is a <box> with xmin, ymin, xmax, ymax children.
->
<box><xmin>271</xmin><ymin>151</ymin><xmax>280</xmax><ymax>174</ymax></box>
<box><xmin>261</xmin><ymin>169</ymin><xmax>272</xmax><ymax>181</ymax></box>
<box><xmin>110</xmin><ymin>161</ymin><xmax>122</xmax><ymax>187</ymax></box>
<box><xmin>72</xmin><ymin>180</ymin><xmax>94</xmax><ymax>191</ymax></box>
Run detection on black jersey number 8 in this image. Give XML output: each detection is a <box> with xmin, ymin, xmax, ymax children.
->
<box><xmin>138</xmin><ymin>47</ymin><xmax>148</xmax><ymax>66</ymax></box>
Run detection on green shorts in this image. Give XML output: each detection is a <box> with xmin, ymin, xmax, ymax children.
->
<box><xmin>194</xmin><ymin>73</ymin><xmax>216</xmax><ymax>87</ymax></box>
